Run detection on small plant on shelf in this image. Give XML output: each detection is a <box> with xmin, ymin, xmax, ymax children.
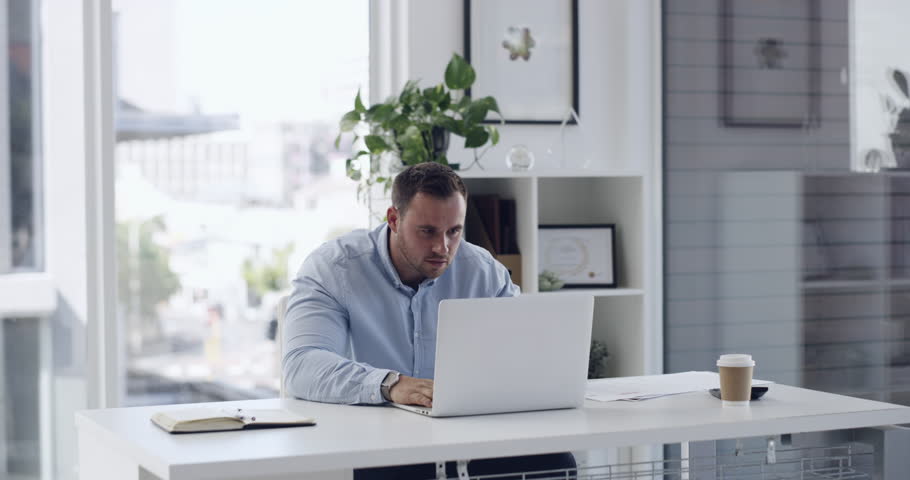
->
<box><xmin>538</xmin><ymin>270</ymin><xmax>565</xmax><ymax>292</ymax></box>
<box><xmin>588</xmin><ymin>339</ymin><xmax>610</xmax><ymax>379</ymax></box>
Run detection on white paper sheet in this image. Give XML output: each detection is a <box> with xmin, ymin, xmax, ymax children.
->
<box><xmin>585</xmin><ymin>371</ymin><xmax>774</xmax><ymax>402</ymax></box>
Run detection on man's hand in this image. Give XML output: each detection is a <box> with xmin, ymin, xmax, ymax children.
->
<box><xmin>389</xmin><ymin>375</ymin><xmax>434</xmax><ymax>407</ymax></box>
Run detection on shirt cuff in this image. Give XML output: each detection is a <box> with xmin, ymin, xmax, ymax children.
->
<box><xmin>361</xmin><ymin>368</ymin><xmax>392</xmax><ymax>404</ymax></box>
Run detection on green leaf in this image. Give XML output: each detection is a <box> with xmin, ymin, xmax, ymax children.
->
<box><xmin>438</xmin><ymin>92</ymin><xmax>452</xmax><ymax>110</ymax></box>
<box><xmin>479</xmin><ymin>96</ymin><xmax>501</xmax><ymax>114</ymax></box>
<box><xmin>435</xmin><ymin>153</ymin><xmax>449</xmax><ymax>166</ymax></box>
<box><xmin>354</xmin><ymin>150</ymin><xmax>370</xmax><ymax>158</ymax></box>
<box><xmin>370</xmin><ymin>104</ymin><xmax>396</xmax><ymax>124</ymax></box>
<box><xmin>388</xmin><ymin>114</ymin><xmax>410</xmax><ymax>133</ymax></box>
<box><xmin>365</xmin><ymin>135</ymin><xmax>390</xmax><ymax>153</ymax></box>
<box><xmin>444</xmin><ymin>53</ymin><xmax>476</xmax><ymax>90</ymax></box>
<box><xmin>399</xmin><ymin>80</ymin><xmax>421</xmax><ymax>105</ymax></box>
<box><xmin>423</xmin><ymin>84</ymin><xmax>446</xmax><ymax>105</ymax></box>
<box><xmin>339</xmin><ymin>110</ymin><xmax>360</xmax><ymax>132</ymax></box>
<box><xmin>456</xmin><ymin>95</ymin><xmax>472</xmax><ymax>110</ymax></box>
<box><xmin>346</xmin><ymin>158</ymin><xmax>362</xmax><ymax>181</ymax></box>
<box><xmin>399</xmin><ymin>126</ymin><xmax>429</xmax><ymax>164</ymax></box>
<box><xmin>401</xmin><ymin>147</ymin><xmax>425</xmax><ymax>165</ymax></box>
<box><xmin>464</xmin><ymin>100</ymin><xmax>489</xmax><ymax>125</ymax></box>
<box><xmin>431</xmin><ymin>114</ymin><xmax>459</xmax><ymax>133</ymax></box>
<box><xmin>480</xmin><ymin>96</ymin><xmax>504</xmax><ymax>123</ymax></box>
<box><xmin>334</xmin><ymin>132</ymin><xmax>342</xmax><ymax>150</ymax></box>
<box><xmin>485</xmin><ymin>125</ymin><xmax>500</xmax><ymax>145</ymax></box>
<box><xmin>464</xmin><ymin>126</ymin><xmax>490</xmax><ymax>148</ymax></box>
<box><xmin>354</xmin><ymin>89</ymin><xmax>366</xmax><ymax>113</ymax></box>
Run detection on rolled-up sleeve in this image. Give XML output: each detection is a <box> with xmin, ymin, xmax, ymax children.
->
<box><xmin>282</xmin><ymin>250</ymin><xmax>388</xmax><ymax>404</ymax></box>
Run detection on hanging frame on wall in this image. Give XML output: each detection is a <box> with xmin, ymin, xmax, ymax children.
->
<box><xmin>464</xmin><ymin>0</ymin><xmax>579</xmax><ymax>124</ymax></box>
<box><xmin>720</xmin><ymin>0</ymin><xmax>820</xmax><ymax>128</ymax></box>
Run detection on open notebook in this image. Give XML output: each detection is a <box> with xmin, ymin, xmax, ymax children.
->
<box><xmin>151</xmin><ymin>407</ymin><xmax>315</xmax><ymax>433</ymax></box>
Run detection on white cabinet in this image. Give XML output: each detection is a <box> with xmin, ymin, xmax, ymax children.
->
<box><xmin>461</xmin><ymin>169</ymin><xmax>657</xmax><ymax>378</ymax></box>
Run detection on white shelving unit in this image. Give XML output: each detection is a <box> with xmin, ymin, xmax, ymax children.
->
<box><xmin>462</xmin><ymin>170</ymin><xmax>652</xmax><ymax>379</ymax></box>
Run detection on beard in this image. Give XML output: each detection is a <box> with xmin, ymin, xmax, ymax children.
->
<box><xmin>397</xmin><ymin>235</ymin><xmax>452</xmax><ymax>280</ymax></box>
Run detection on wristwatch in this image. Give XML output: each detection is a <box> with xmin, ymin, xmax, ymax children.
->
<box><xmin>380</xmin><ymin>371</ymin><xmax>400</xmax><ymax>401</ymax></box>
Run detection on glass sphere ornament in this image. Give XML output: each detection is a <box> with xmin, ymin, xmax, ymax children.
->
<box><xmin>505</xmin><ymin>144</ymin><xmax>535</xmax><ymax>171</ymax></box>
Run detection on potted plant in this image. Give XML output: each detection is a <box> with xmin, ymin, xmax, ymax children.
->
<box><xmin>588</xmin><ymin>339</ymin><xmax>611</xmax><ymax>379</ymax></box>
<box><xmin>336</xmin><ymin>53</ymin><xmax>503</xmax><ymax>198</ymax></box>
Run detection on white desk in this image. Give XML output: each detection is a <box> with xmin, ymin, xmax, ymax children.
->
<box><xmin>75</xmin><ymin>384</ymin><xmax>910</xmax><ymax>480</ymax></box>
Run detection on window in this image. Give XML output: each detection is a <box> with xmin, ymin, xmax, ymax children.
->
<box><xmin>2</xmin><ymin>1</ymin><xmax>44</xmax><ymax>478</ymax></box>
<box><xmin>111</xmin><ymin>0</ymin><xmax>370</xmax><ymax>406</ymax></box>
<box><xmin>4</xmin><ymin>0</ymin><xmax>40</xmax><ymax>272</ymax></box>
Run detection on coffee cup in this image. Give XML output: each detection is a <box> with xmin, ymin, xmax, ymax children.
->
<box><xmin>716</xmin><ymin>354</ymin><xmax>755</xmax><ymax>406</ymax></box>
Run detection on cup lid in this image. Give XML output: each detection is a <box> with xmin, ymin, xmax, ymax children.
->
<box><xmin>717</xmin><ymin>354</ymin><xmax>755</xmax><ymax>367</ymax></box>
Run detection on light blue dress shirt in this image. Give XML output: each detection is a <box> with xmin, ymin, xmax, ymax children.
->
<box><xmin>283</xmin><ymin>223</ymin><xmax>519</xmax><ymax>404</ymax></box>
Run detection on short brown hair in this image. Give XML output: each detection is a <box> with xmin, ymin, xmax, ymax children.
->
<box><xmin>392</xmin><ymin>162</ymin><xmax>467</xmax><ymax>215</ymax></box>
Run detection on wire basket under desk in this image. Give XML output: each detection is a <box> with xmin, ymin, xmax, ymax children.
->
<box><xmin>442</xmin><ymin>445</ymin><xmax>872</xmax><ymax>480</ymax></box>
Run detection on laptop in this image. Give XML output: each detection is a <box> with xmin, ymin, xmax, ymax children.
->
<box><xmin>392</xmin><ymin>293</ymin><xmax>594</xmax><ymax>417</ymax></box>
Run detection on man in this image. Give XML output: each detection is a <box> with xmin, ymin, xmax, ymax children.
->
<box><xmin>283</xmin><ymin>162</ymin><xmax>574</xmax><ymax>479</ymax></box>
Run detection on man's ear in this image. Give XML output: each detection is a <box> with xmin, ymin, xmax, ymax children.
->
<box><xmin>387</xmin><ymin>206</ymin><xmax>400</xmax><ymax>233</ymax></box>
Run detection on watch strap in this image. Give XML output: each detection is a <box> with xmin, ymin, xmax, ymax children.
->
<box><xmin>380</xmin><ymin>371</ymin><xmax>400</xmax><ymax>401</ymax></box>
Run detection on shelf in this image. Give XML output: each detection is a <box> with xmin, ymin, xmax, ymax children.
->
<box><xmin>457</xmin><ymin>168</ymin><xmax>645</xmax><ymax>179</ymax></box>
<box><xmin>533</xmin><ymin>288</ymin><xmax>644</xmax><ymax>298</ymax></box>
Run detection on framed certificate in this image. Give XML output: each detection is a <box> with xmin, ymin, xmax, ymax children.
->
<box><xmin>538</xmin><ymin>224</ymin><xmax>616</xmax><ymax>288</ymax></box>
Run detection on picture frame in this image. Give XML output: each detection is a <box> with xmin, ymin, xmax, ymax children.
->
<box><xmin>538</xmin><ymin>224</ymin><xmax>616</xmax><ymax>288</ymax></box>
<box><xmin>720</xmin><ymin>0</ymin><xmax>820</xmax><ymax>128</ymax></box>
<box><xmin>464</xmin><ymin>0</ymin><xmax>578</xmax><ymax>124</ymax></box>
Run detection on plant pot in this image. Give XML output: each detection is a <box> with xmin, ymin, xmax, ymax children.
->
<box><xmin>430</xmin><ymin>127</ymin><xmax>458</xmax><ymax>170</ymax></box>
<box><xmin>430</xmin><ymin>126</ymin><xmax>450</xmax><ymax>158</ymax></box>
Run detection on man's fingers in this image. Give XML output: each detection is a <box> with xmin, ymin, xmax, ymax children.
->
<box><xmin>389</xmin><ymin>376</ymin><xmax>434</xmax><ymax>406</ymax></box>
<box><xmin>409</xmin><ymin>392</ymin><xmax>432</xmax><ymax>407</ymax></box>
<box><xmin>418</xmin><ymin>384</ymin><xmax>434</xmax><ymax>399</ymax></box>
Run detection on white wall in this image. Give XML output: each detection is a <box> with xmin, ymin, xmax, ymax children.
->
<box><xmin>407</xmin><ymin>0</ymin><xmax>656</xmax><ymax>173</ymax></box>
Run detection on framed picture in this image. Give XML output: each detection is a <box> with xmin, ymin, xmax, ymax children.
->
<box><xmin>720</xmin><ymin>0</ymin><xmax>820</xmax><ymax>128</ymax></box>
<box><xmin>464</xmin><ymin>0</ymin><xmax>578</xmax><ymax>124</ymax></box>
<box><xmin>538</xmin><ymin>224</ymin><xmax>616</xmax><ymax>288</ymax></box>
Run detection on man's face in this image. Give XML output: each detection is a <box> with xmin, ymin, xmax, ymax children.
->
<box><xmin>388</xmin><ymin>192</ymin><xmax>466</xmax><ymax>283</ymax></box>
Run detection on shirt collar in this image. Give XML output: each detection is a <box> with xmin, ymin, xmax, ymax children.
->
<box><xmin>377</xmin><ymin>223</ymin><xmax>405</xmax><ymax>289</ymax></box>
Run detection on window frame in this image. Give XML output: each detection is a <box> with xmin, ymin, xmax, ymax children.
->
<box><xmin>0</xmin><ymin>0</ymin><xmax>12</xmax><ymax>272</ymax></box>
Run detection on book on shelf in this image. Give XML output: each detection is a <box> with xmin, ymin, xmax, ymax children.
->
<box><xmin>466</xmin><ymin>195</ymin><xmax>522</xmax><ymax>286</ymax></box>
<box><xmin>472</xmin><ymin>194</ymin><xmax>502</xmax><ymax>254</ymax></box>
<box><xmin>151</xmin><ymin>407</ymin><xmax>315</xmax><ymax>434</ymax></box>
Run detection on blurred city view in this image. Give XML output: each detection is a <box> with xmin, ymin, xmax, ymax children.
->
<box><xmin>112</xmin><ymin>0</ymin><xmax>369</xmax><ymax>405</ymax></box>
